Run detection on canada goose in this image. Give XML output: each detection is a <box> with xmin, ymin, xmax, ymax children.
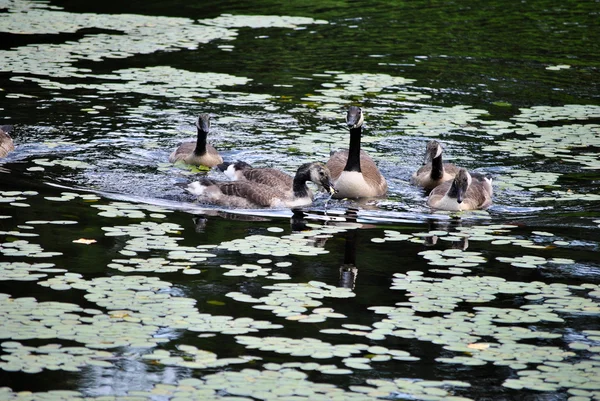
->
<box><xmin>218</xmin><ymin>161</ymin><xmax>293</xmax><ymax>189</ymax></box>
<box><xmin>0</xmin><ymin>125</ymin><xmax>15</xmax><ymax>158</ymax></box>
<box><xmin>326</xmin><ymin>106</ymin><xmax>387</xmax><ymax>198</ymax></box>
<box><xmin>427</xmin><ymin>168</ymin><xmax>493</xmax><ymax>211</ymax></box>
<box><xmin>169</xmin><ymin>114</ymin><xmax>223</xmax><ymax>167</ymax></box>
<box><xmin>187</xmin><ymin>162</ymin><xmax>335</xmax><ymax>208</ymax></box>
<box><xmin>411</xmin><ymin>140</ymin><xmax>460</xmax><ymax>191</ymax></box>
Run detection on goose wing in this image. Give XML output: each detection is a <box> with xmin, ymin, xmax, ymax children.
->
<box><xmin>169</xmin><ymin>142</ymin><xmax>195</xmax><ymax>162</ymax></box>
<box><xmin>358</xmin><ymin>151</ymin><xmax>388</xmax><ymax>194</ymax></box>
<box><xmin>214</xmin><ymin>181</ymin><xmax>289</xmax><ymax>208</ymax></box>
<box><xmin>467</xmin><ymin>173</ymin><xmax>493</xmax><ymax>209</ymax></box>
<box><xmin>326</xmin><ymin>149</ymin><xmax>349</xmax><ymax>181</ymax></box>
<box><xmin>242</xmin><ymin>167</ymin><xmax>293</xmax><ymax>188</ymax></box>
<box><xmin>0</xmin><ymin>127</ymin><xmax>15</xmax><ymax>158</ymax></box>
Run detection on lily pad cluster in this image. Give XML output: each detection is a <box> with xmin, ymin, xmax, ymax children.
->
<box><xmin>141</xmin><ymin>344</ymin><xmax>253</xmax><ymax>370</ymax></box>
<box><xmin>494</xmin><ymin>169</ymin><xmax>561</xmax><ymax>193</ymax></box>
<box><xmin>36</xmin><ymin>273</ymin><xmax>282</xmax><ymax>338</ymax></box>
<box><xmin>0</xmin><ymin>190</ymin><xmax>39</xmax><ymax>209</ymax></box>
<box><xmin>31</xmin><ymin>158</ymin><xmax>92</xmax><ymax>170</ymax></box>
<box><xmin>235</xmin><ymin>335</ymin><xmax>418</xmax><ymax>372</ymax></box>
<box><xmin>397</xmin><ymin>105</ymin><xmax>489</xmax><ymax>138</ymax></box>
<box><xmin>485</xmin><ymin>106</ymin><xmax>600</xmax><ymax>169</ymax></box>
<box><xmin>221</xmin><ymin>262</ymin><xmax>291</xmax><ymax>280</ymax></box>
<box><xmin>370</xmin><ymin>224</ymin><xmax>556</xmax><ymax>251</ymax></box>
<box><xmin>228</xmin><ymin>280</ymin><xmax>353</xmax><ymax>322</ymax></box>
<box><xmin>0</xmin><ymin>262</ymin><xmax>65</xmax><ymax>282</ymax></box>
<box><xmin>331</xmin><ymin>271</ymin><xmax>600</xmax><ymax>395</ymax></box>
<box><xmin>306</xmin><ymin>72</ymin><xmax>417</xmax><ymax>113</ymax></box>
<box><xmin>0</xmin><ymin>341</ymin><xmax>114</xmax><ymax>374</ymax></box>
<box><xmin>102</xmin><ymin>221</ymin><xmax>216</xmax><ymax>272</ymax></box>
<box><xmin>0</xmin><ymin>0</ymin><xmax>328</xmax><ymax>103</ymax></box>
<box><xmin>218</xmin><ymin>233</ymin><xmax>330</xmax><ymax>257</ymax></box>
<box><xmin>0</xmin><ymin>239</ymin><xmax>62</xmax><ymax>258</ymax></box>
<box><xmin>92</xmin><ymin>202</ymin><xmax>172</xmax><ymax>219</ymax></box>
<box><xmin>496</xmin><ymin>255</ymin><xmax>575</xmax><ymax>269</ymax></box>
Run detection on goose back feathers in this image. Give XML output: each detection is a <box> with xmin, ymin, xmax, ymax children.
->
<box><xmin>411</xmin><ymin>140</ymin><xmax>460</xmax><ymax>191</ymax></box>
<box><xmin>188</xmin><ymin>162</ymin><xmax>335</xmax><ymax>208</ymax></box>
<box><xmin>169</xmin><ymin>114</ymin><xmax>223</xmax><ymax>167</ymax></box>
<box><xmin>427</xmin><ymin>168</ymin><xmax>493</xmax><ymax>211</ymax></box>
<box><xmin>326</xmin><ymin>106</ymin><xmax>387</xmax><ymax>198</ymax></box>
<box><xmin>218</xmin><ymin>161</ymin><xmax>294</xmax><ymax>189</ymax></box>
<box><xmin>0</xmin><ymin>125</ymin><xmax>15</xmax><ymax>158</ymax></box>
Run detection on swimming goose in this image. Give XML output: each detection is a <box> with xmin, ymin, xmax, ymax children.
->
<box><xmin>187</xmin><ymin>162</ymin><xmax>335</xmax><ymax>208</ymax></box>
<box><xmin>411</xmin><ymin>140</ymin><xmax>460</xmax><ymax>191</ymax></box>
<box><xmin>0</xmin><ymin>125</ymin><xmax>15</xmax><ymax>158</ymax></box>
<box><xmin>326</xmin><ymin>106</ymin><xmax>387</xmax><ymax>198</ymax></box>
<box><xmin>169</xmin><ymin>114</ymin><xmax>223</xmax><ymax>167</ymax></box>
<box><xmin>218</xmin><ymin>161</ymin><xmax>293</xmax><ymax>189</ymax></box>
<box><xmin>427</xmin><ymin>168</ymin><xmax>493</xmax><ymax>211</ymax></box>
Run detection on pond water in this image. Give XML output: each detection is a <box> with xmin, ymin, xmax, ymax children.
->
<box><xmin>1</xmin><ymin>0</ymin><xmax>600</xmax><ymax>400</ymax></box>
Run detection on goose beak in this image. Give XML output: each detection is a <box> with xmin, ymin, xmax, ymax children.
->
<box><xmin>456</xmin><ymin>188</ymin><xmax>464</xmax><ymax>204</ymax></box>
<box><xmin>422</xmin><ymin>151</ymin><xmax>432</xmax><ymax>165</ymax></box>
<box><xmin>322</xmin><ymin>178</ymin><xmax>337</xmax><ymax>195</ymax></box>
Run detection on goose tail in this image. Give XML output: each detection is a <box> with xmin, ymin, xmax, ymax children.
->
<box><xmin>187</xmin><ymin>177</ymin><xmax>216</xmax><ymax>196</ymax></box>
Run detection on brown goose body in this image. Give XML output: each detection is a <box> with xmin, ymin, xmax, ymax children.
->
<box><xmin>427</xmin><ymin>168</ymin><xmax>493</xmax><ymax>211</ymax></box>
<box><xmin>0</xmin><ymin>126</ymin><xmax>15</xmax><ymax>158</ymax></box>
<box><xmin>188</xmin><ymin>162</ymin><xmax>335</xmax><ymax>209</ymax></box>
<box><xmin>411</xmin><ymin>140</ymin><xmax>460</xmax><ymax>191</ymax></box>
<box><xmin>169</xmin><ymin>114</ymin><xmax>223</xmax><ymax>167</ymax></box>
<box><xmin>326</xmin><ymin>106</ymin><xmax>387</xmax><ymax>198</ymax></box>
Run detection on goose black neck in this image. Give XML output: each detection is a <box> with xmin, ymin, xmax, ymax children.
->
<box><xmin>343</xmin><ymin>229</ymin><xmax>357</xmax><ymax>266</ymax></box>
<box><xmin>343</xmin><ymin>127</ymin><xmax>362</xmax><ymax>172</ymax></box>
<box><xmin>430</xmin><ymin>155</ymin><xmax>444</xmax><ymax>180</ymax></box>
<box><xmin>193</xmin><ymin>128</ymin><xmax>208</xmax><ymax>156</ymax></box>
<box><xmin>292</xmin><ymin>174</ymin><xmax>310</xmax><ymax>199</ymax></box>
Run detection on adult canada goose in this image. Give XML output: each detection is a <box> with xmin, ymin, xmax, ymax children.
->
<box><xmin>218</xmin><ymin>161</ymin><xmax>293</xmax><ymax>189</ymax></box>
<box><xmin>427</xmin><ymin>168</ymin><xmax>493</xmax><ymax>211</ymax></box>
<box><xmin>169</xmin><ymin>114</ymin><xmax>223</xmax><ymax>167</ymax></box>
<box><xmin>0</xmin><ymin>125</ymin><xmax>15</xmax><ymax>158</ymax></box>
<box><xmin>326</xmin><ymin>106</ymin><xmax>387</xmax><ymax>198</ymax></box>
<box><xmin>187</xmin><ymin>162</ymin><xmax>336</xmax><ymax>208</ymax></box>
<box><xmin>411</xmin><ymin>140</ymin><xmax>460</xmax><ymax>191</ymax></box>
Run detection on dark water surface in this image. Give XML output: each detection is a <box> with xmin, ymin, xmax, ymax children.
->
<box><xmin>1</xmin><ymin>0</ymin><xmax>599</xmax><ymax>400</ymax></box>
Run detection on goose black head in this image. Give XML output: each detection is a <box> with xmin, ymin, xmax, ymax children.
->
<box><xmin>453</xmin><ymin>168</ymin><xmax>472</xmax><ymax>204</ymax></box>
<box><xmin>298</xmin><ymin>162</ymin><xmax>336</xmax><ymax>195</ymax></box>
<box><xmin>346</xmin><ymin>106</ymin><xmax>364</xmax><ymax>129</ymax></box>
<box><xmin>423</xmin><ymin>140</ymin><xmax>443</xmax><ymax>165</ymax></box>
<box><xmin>196</xmin><ymin>113</ymin><xmax>211</xmax><ymax>133</ymax></box>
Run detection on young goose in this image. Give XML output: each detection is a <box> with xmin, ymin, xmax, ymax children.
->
<box><xmin>411</xmin><ymin>140</ymin><xmax>460</xmax><ymax>191</ymax></box>
<box><xmin>427</xmin><ymin>168</ymin><xmax>493</xmax><ymax>211</ymax></box>
<box><xmin>218</xmin><ymin>161</ymin><xmax>293</xmax><ymax>189</ymax></box>
<box><xmin>169</xmin><ymin>114</ymin><xmax>223</xmax><ymax>167</ymax></box>
<box><xmin>187</xmin><ymin>162</ymin><xmax>336</xmax><ymax>209</ymax></box>
<box><xmin>0</xmin><ymin>125</ymin><xmax>15</xmax><ymax>158</ymax></box>
<box><xmin>326</xmin><ymin>106</ymin><xmax>387</xmax><ymax>198</ymax></box>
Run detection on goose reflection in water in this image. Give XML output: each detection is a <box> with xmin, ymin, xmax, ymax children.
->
<box><xmin>423</xmin><ymin>219</ymin><xmax>469</xmax><ymax>250</ymax></box>
<box><xmin>290</xmin><ymin>210</ymin><xmax>329</xmax><ymax>248</ymax></box>
<box><xmin>339</xmin><ymin>228</ymin><xmax>359</xmax><ymax>289</ymax></box>
<box><xmin>335</xmin><ymin>208</ymin><xmax>360</xmax><ymax>289</ymax></box>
